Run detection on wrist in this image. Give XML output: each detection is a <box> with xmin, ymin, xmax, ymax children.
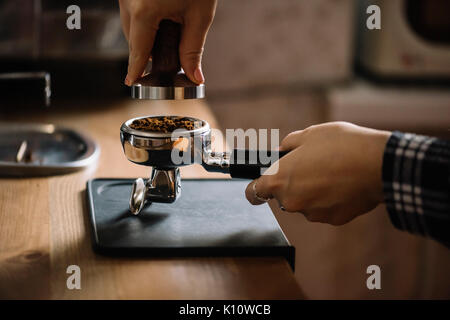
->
<box><xmin>366</xmin><ymin>129</ymin><xmax>391</xmax><ymax>204</ymax></box>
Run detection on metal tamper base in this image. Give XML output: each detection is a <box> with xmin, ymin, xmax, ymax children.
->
<box><xmin>131</xmin><ymin>72</ymin><xmax>205</xmax><ymax>100</ymax></box>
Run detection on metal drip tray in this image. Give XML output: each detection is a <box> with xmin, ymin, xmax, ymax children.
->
<box><xmin>0</xmin><ymin>123</ymin><xmax>99</xmax><ymax>177</ymax></box>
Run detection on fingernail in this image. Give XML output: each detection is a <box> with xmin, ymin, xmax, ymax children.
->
<box><xmin>194</xmin><ymin>67</ymin><xmax>204</xmax><ymax>84</ymax></box>
<box><xmin>124</xmin><ymin>76</ymin><xmax>131</xmax><ymax>86</ymax></box>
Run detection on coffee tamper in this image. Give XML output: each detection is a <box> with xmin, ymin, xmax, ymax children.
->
<box><xmin>131</xmin><ymin>19</ymin><xmax>205</xmax><ymax>100</ymax></box>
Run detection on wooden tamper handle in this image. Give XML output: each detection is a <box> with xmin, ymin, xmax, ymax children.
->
<box><xmin>151</xmin><ymin>19</ymin><xmax>182</xmax><ymax>81</ymax></box>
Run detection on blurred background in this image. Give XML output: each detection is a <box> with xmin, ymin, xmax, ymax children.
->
<box><xmin>0</xmin><ymin>0</ymin><xmax>449</xmax><ymax>298</ymax></box>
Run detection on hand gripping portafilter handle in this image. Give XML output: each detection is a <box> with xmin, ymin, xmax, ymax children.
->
<box><xmin>228</xmin><ymin>149</ymin><xmax>289</xmax><ymax>179</ymax></box>
<box><xmin>151</xmin><ymin>19</ymin><xmax>182</xmax><ymax>83</ymax></box>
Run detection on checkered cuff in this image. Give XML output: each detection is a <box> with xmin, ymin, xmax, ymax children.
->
<box><xmin>383</xmin><ymin>131</ymin><xmax>450</xmax><ymax>247</ymax></box>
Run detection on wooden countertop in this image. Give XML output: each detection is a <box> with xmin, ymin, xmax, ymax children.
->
<box><xmin>0</xmin><ymin>99</ymin><xmax>303</xmax><ymax>299</ymax></box>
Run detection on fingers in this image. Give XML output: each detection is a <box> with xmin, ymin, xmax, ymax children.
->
<box><xmin>121</xmin><ymin>0</ymin><xmax>216</xmax><ymax>86</ymax></box>
<box><xmin>118</xmin><ymin>0</ymin><xmax>130</xmax><ymax>41</ymax></box>
<box><xmin>245</xmin><ymin>175</ymin><xmax>276</xmax><ymax>206</ymax></box>
<box><xmin>179</xmin><ymin>14</ymin><xmax>214</xmax><ymax>84</ymax></box>
<box><xmin>245</xmin><ymin>151</ymin><xmax>304</xmax><ymax>213</ymax></box>
<box><xmin>125</xmin><ymin>15</ymin><xmax>160</xmax><ymax>86</ymax></box>
<box><xmin>245</xmin><ymin>174</ymin><xmax>300</xmax><ymax>213</ymax></box>
<box><xmin>280</xmin><ymin>130</ymin><xmax>305</xmax><ymax>151</ymax></box>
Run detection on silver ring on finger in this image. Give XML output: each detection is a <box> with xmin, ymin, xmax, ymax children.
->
<box><xmin>253</xmin><ymin>180</ymin><xmax>271</xmax><ymax>203</ymax></box>
<box><xmin>277</xmin><ymin>199</ymin><xmax>286</xmax><ymax>211</ymax></box>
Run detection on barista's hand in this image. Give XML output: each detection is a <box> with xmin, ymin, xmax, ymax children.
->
<box><xmin>245</xmin><ymin>122</ymin><xmax>391</xmax><ymax>225</ymax></box>
<box><xmin>119</xmin><ymin>0</ymin><xmax>217</xmax><ymax>86</ymax></box>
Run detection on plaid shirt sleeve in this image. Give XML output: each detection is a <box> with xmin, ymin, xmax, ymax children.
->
<box><xmin>382</xmin><ymin>131</ymin><xmax>450</xmax><ymax>248</ymax></box>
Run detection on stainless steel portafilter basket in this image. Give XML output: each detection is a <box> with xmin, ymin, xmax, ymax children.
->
<box><xmin>120</xmin><ymin>115</ymin><xmax>287</xmax><ymax>215</ymax></box>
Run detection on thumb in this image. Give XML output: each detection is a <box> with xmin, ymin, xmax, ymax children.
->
<box><xmin>179</xmin><ymin>17</ymin><xmax>212</xmax><ymax>84</ymax></box>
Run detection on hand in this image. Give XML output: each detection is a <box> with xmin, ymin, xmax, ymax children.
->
<box><xmin>119</xmin><ymin>0</ymin><xmax>217</xmax><ymax>86</ymax></box>
<box><xmin>245</xmin><ymin>122</ymin><xmax>391</xmax><ymax>225</ymax></box>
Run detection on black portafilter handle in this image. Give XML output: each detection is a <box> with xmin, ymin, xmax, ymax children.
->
<box><xmin>228</xmin><ymin>149</ymin><xmax>289</xmax><ymax>179</ymax></box>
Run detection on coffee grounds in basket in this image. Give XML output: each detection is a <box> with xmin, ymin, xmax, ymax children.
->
<box><xmin>129</xmin><ymin>116</ymin><xmax>198</xmax><ymax>133</ymax></box>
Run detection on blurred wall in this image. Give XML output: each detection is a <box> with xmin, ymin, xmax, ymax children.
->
<box><xmin>203</xmin><ymin>0</ymin><xmax>355</xmax><ymax>95</ymax></box>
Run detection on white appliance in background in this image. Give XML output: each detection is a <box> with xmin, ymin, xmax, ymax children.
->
<box><xmin>357</xmin><ymin>0</ymin><xmax>450</xmax><ymax>79</ymax></box>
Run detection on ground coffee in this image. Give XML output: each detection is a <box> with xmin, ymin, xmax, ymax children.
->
<box><xmin>129</xmin><ymin>116</ymin><xmax>198</xmax><ymax>133</ymax></box>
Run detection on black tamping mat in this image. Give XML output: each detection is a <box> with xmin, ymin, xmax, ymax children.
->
<box><xmin>86</xmin><ymin>178</ymin><xmax>295</xmax><ymax>270</ymax></box>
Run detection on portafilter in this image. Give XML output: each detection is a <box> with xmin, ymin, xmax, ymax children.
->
<box><xmin>120</xmin><ymin>115</ymin><xmax>287</xmax><ymax>215</ymax></box>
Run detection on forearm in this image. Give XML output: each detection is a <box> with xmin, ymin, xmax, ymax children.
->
<box><xmin>382</xmin><ymin>131</ymin><xmax>450</xmax><ymax>247</ymax></box>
